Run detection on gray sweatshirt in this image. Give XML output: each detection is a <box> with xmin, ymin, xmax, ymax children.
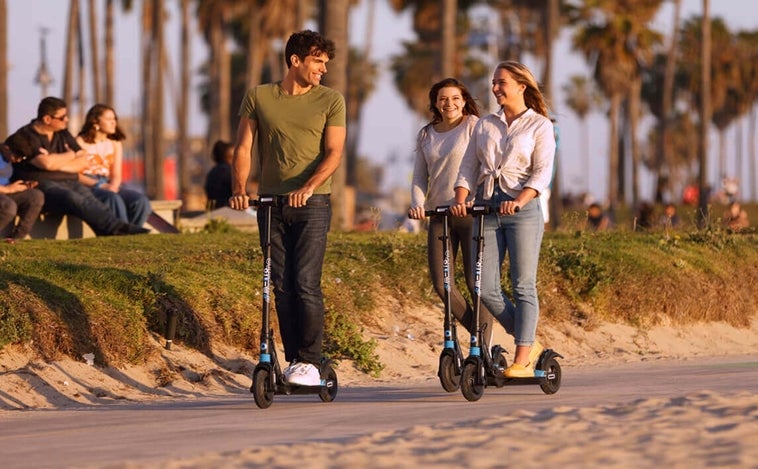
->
<box><xmin>410</xmin><ymin>114</ymin><xmax>478</xmax><ymax>210</ymax></box>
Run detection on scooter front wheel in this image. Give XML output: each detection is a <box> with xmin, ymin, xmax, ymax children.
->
<box><xmin>319</xmin><ymin>364</ymin><xmax>339</xmax><ymax>402</ymax></box>
<box><xmin>539</xmin><ymin>355</ymin><xmax>562</xmax><ymax>395</ymax></box>
<box><xmin>460</xmin><ymin>361</ymin><xmax>484</xmax><ymax>401</ymax></box>
<box><xmin>252</xmin><ymin>367</ymin><xmax>275</xmax><ymax>409</ymax></box>
<box><xmin>438</xmin><ymin>352</ymin><xmax>461</xmax><ymax>392</ymax></box>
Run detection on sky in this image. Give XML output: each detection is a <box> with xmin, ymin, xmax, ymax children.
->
<box><xmin>7</xmin><ymin>0</ymin><xmax>758</xmax><ymax>203</ymax></box>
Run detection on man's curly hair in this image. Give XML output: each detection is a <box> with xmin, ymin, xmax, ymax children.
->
<box><xmin>284</xmin><ymin>30</ymin><xmax>335</xmax><ymax>68</ymax></box>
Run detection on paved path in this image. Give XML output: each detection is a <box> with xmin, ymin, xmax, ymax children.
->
<box><xmin>1</xmin><ymin>356</ymin><xmax>756</xmax><ymax>468</ymax></box>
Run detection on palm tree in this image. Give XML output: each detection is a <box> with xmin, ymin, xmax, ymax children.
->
<box><xmin>203</xmin><ymin>1</ymin><xmax>232</xmax><ymax>145</ymax></box>
<box><xmin>388</xmin><ymin>0</ymin><xmax>478</xmax><ymax>117</ymax></box>
<box><xmin>563</xmin><ymin>75</ymin><xmax>601</xmax><ymax>193</ymax></box>
<box><xmin>624</xmin><ymin>0</ymin><xmax>665</xmax><ymax>208</ymax></box>
<box><xmin>138</xmin><ymin>0</ymin><xmax>167</xmax><ymax>199</ymax></box>
<box><xmin>177</xmin><ymin>0</ymin><xmax>192</xmax><ymax>201</ymax></box>
<box><xmin>102</xmin><ymin>0</ymin><xmax>136</xmax><ymax>106</ymax></box>
<box><xmin>0</xmin><ymin>0</ymin><xmax>7</xmax><ymax>138</ymax></box>
<box><xmin>655</xmin><ymin>0</ymin><xmax>681</xmax><ymax>204</ymax></box>
<box><xmin>88</xmin><ymin>0</ymin><xmax>102</xmax><ymax>103</ymax></box>
<box><xmin>347</xmin><ymin>0</ymin><xmax>379</xmax><ymax>186</ymax></box>
<box><xmin>441</xmin><ymin>0</ymin><xmax>456</xmax><ymax>78</ymax></box>
<box><xmin>63</xmin><ymin>0</ymin><xmax>81</xmax><ymax>116</ymax></box>
<box><xmin>679</xmin><ymin>15</ymin><xmax>740</xmax><ymax>212</ymax></box>
<box><xmin>319</xmin><ymin>0</ymin><xmax>350</xmax><ymax>229</ymax></box>
<box><xmin>572</xmin><ymin>0</ymin><xmax>662</xmax><ymax>214</ymax></box>
<box><xmin>735</xmin><ymin>30</ymin><xmax>758</xmax><ymax>200</ymax></box>
<box><xmin>698</xmin><ymin>0</ymin><xmax>710</xmax><ymax>226</ymax></box>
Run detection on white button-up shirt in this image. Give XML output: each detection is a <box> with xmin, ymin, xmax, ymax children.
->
<box><xmin>455</xmin><ymin>108</ymin><xmax>555</xmax><ymax>200</ymax></box>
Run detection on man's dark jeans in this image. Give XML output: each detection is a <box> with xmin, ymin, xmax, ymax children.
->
<box><xmin>38</xmin><ymin>179</ymin><xmax>122</xmax><ymax>235</ymax></box>
<box><xmin>258</xmin><ymin>194</ymin><xmax>331</xmax><ymax>365</ymax></box>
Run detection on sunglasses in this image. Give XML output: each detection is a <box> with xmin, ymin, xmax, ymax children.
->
<box><xmin>49</xmin><ymin>114</ymin><xmax>68</xmax><ymax>121</ymax></box>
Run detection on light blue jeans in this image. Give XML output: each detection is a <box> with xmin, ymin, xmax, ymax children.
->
<box><xmin>476</xmin><ymin>186</ymin><xmax>544</xmax><ymax>346</ymax></box>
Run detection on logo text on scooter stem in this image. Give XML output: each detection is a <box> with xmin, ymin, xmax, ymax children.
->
<box><xmin>263</xmin><ymin>257</ymin><xmax>271</xmax><ymax>301</ymax></box>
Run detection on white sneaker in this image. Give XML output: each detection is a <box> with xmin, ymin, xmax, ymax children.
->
<box><xmin>284</xmin><ymin>362</ymin><xmax>320</xmax><ymax>386</ymax></box>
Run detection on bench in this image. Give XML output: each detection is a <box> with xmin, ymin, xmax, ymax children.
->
<box><xmin>29</xmin><ymin>200</ymin><xmax>183</xmax><ymax>239</ymax></box>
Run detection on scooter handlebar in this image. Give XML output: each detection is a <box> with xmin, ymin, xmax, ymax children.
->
<box><xmin>410</xmin><ymin>204</ymin><xmax>519</xmax><ymax>219</ymax></box>
<box><xmin>468</xmin><ymin>205</ymin><xmax>520</xmax><ymax>215</ymax></box>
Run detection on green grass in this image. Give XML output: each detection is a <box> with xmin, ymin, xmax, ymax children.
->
<box><xmin>1</xmin><ymin>222</ymin><xmax>756</xmax><ymax>377</ymax></box>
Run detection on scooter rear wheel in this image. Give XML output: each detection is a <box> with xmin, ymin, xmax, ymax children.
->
<box><xmin>318</xmin><ymin>364</ymin><xmax>339</xmax><ymax>402</ymax></box>
<box><xmin>252</xmin><ymin>367</ymin><xmax>275</xmax><ymax>408</ymax></box>
<box><xmin>539</xmin><ymin>355</ymin><xmax>562</xmax><ymax>395</ymax></box>
<box><xmin>491</xmin><ymin>349</ymin><xmax>508</xmax><ymax>388</ymax></box>
<box><xmin>438</xmin><ymin>352</ymin><xmax>461</xmax><ymax>392</ymax></box>
<box><xmin>460</xmin><ymin>361</ymin><xmax>484</xmax><ymax>401</ymax></box>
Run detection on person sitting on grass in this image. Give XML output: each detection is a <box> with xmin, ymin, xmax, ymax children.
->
<box><xmin>0</xmin><ymin>142</ymin><xmax>44</xmax><ymax>243</ymax></box>
<box><xmin>76</xmin><ymin>104</ymin><xmax>151</xmax><ymax>227</ymax></box>
<box><xmin>5</xmin><ymin>97</ymin><xmax>148</xmax><ymax>236</ymax></box>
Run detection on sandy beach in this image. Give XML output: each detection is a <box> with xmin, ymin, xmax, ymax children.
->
<box><xmin>125</xmin><ymin>389</ymin><xmax>756</xmax><ymax>469</ymax></box>
<box><xmin>1</xmin><ymin>304</ymin><xmax>757</xmax><ymax>468</ymax></box>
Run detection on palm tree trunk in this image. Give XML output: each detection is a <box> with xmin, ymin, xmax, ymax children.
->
<box><xmin>440</xmin><ymin>0</ymin><xmax>455</xmax><ymax>79</ymax></box>
<box><xmin>582</xmin><ymin>116</ymin><xmax>590</xmax><ymax>193</ymax></box>
<box><xmin>141</xmin><ymin>1</ymin><xmax>155</xmax><ymax>198</ymax></box>
<box><xmin>545</xmin><ymin>0</ymin><xmax>560</xmax><ymax>228</ymax></box>
<box><xmin>0</xmin><ymin>0</ymin><xmax>7</xmax><ymax>138</ymax></box>
<box><xmin>319</xmin><ymin>0</ymin><xmax>349</xmax><ymax>230</ymax></box>
<box><xmin>76</xmin><ymin>10</ymin><xmax>86</xmax><ymax>125</ymax></box>
<box><xmin>207</xmin><ymin>5</ymin><xmax>230</xmax><ymax>145</ymax></box>
<box><xmin>178</xmin><ymin>0</ymin><xmax>191</xmax><ymax>200</ymax></box>
<box><xmin>542</xmin><ymin>0</ymin><xmax>558</xmax><ymax>103</ymax></box>
<box><xmin>245</xmin><ymin>1</ymin><xmax>264</xmax><ymax>89</ymax></box>
<box><xmin>629</xmin><ymin>76</ymin><xmax>642</xmax><ymax>209</ymax></box>
<box><xmin>63</xmin><ymin>0</ymin><xmax>80</xmax><ymax>107</ymax></box>
<box><xmin>608</xmin><ymin>92</ymin><xmax>622</xmax><ymax>216</ymax></box>
<box><xmin>750</xmin><ymin>107</ymin><xmax>757</xmax><ymax>200</ymax></box>
<box><xmin>346</xmin><ymin>0</ymin><xmax>375</xmax><ymax>187</ymax></box>
<box><xmin>88</xmin><ymin>0</ymin><xmax>102</xmax><ymax>103</ymax></box>
<box><xmin>104</xmin><ymin>0</ymin><xmax>115</xmax><ymax>105</ymax></box>
<box><xmin>698</xmin><ymin>0</ymin><xmax>711</xmax><ymax>227</ymax></box>
<box><xmin>718</xmin><ymin>130</ymin><xmax>726</xmax><ymax>180</ymax></box>
<box><xmin>656</xmin><ymin>0</ymin><xmax>681</xmax><ymax>203</ymax></box>
<box><xmin>296</xmin><ymin>0</ymin><xmax>310</xmax><ymax>29</ymax></box>
<box><xmin>151</xmin><ymin>0</ymin><xmax>166</xmax><ymax>199</ymax></box>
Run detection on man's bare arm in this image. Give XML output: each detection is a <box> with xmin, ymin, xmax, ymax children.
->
<box><xmin>229</xmin><ymin>117</ymin><xmax>257</xmax><ymax>210</ymax></box>
<box><xmin>31</xmin><ymin>147</ymin><xmax>90</xmax><ymax>173</ymax></box>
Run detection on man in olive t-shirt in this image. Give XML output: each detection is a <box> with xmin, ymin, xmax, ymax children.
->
<box><xmin>229</xmin><ymin>30</ymin><xmax>346</xmax><ymax>387</ymax></box>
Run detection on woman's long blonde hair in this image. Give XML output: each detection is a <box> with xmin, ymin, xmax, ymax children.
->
<box><xmin>495</xmin><ymin>61</ymin><xmax>550</xmax><ymax>118</ymax></box>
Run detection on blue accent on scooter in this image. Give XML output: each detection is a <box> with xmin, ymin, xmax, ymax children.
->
<box><xmin>470</xmin><ymin>346</ymin><xmax>481</xmax><ymax>357</ymax></box>
<box><xmin>444</xmin><ymin>340</ymin><xmax>455</xmax><ymax>349</ymax></box>
<box><xmin>260</xmin><ymin>353</ymin><xmax>271</xmax><ymax>363</ymax></box>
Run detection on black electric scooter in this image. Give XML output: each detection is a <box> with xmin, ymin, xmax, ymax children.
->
<box><xmin>459</xmin><ymin>204</ymin><xmax>562</xmax><ymax>402</ymax></box>
<box><xmin>423</xmin><ymin>206</ymin><xmax>466</xmax><ymax>392</ymax></box>
<box><xmin>418</xmin><ymin>206</ymin><xmax>511</xmax><ymax>394</ymax></box>
<box><xmin>249</xmin><ymin>196</ymin><xmax>338</xmax><ymax>409</ymax></box>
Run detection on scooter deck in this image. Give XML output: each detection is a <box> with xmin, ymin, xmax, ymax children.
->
<box><xmin>276</xmin><ymin>382</ymin><xmax>330</xmax><ymax>395</ymax></box>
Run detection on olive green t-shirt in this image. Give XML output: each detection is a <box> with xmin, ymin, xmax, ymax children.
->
<box><xmin>238</xmin><ymin>82</ymin><xmax>346</xmax><ymax>195</ymax></box>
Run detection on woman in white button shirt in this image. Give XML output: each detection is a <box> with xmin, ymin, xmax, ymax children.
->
<box><xmin>451</xmin><ymin>61</ymin><xmax>555</xmax><ymax>378</ymax></box>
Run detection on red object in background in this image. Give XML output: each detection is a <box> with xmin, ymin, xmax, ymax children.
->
<box><xmin>163</xmin><ymin>158</ymin><xmax>177</xmax><ymax>200</ymax></box>
<box><xmin>682</xmin><ymin>185</ymin><xmax>698</xmax><ymax>205</ymax></box>
<box><xmin>121</xmin><ymin>156</ymin><xmax>177</xmax><ymax>200</ymax></box>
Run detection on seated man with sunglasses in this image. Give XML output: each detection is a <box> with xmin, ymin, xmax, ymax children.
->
<box><xmin>4</xmin><ymin>97</ymin><xmax>148</xmax><ymax>236</ymax></box>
